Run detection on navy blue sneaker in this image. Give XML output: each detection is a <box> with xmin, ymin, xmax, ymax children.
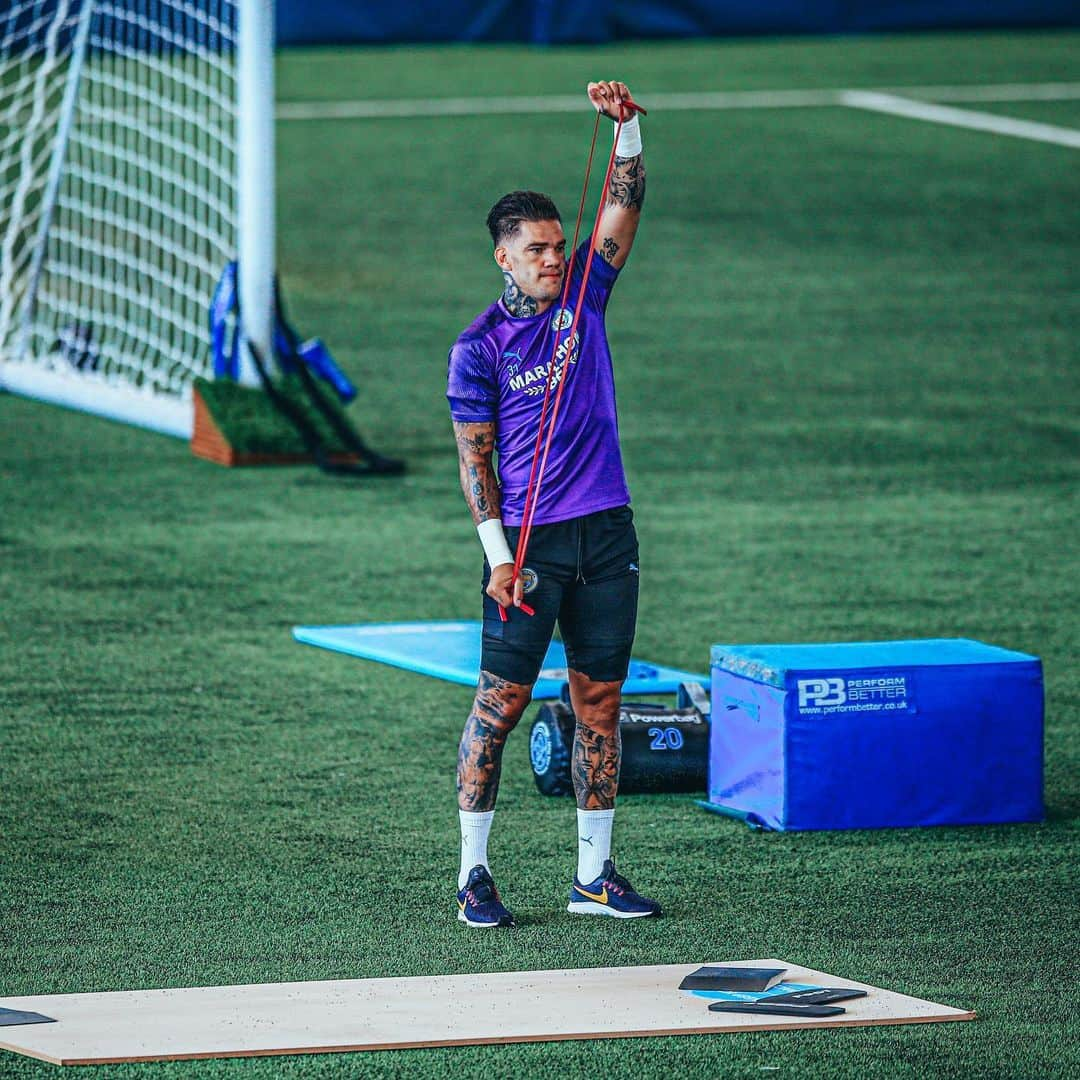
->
<box><xmin>457</xmin><ymin>865</ymin><xmax>515</xmax><ymax>928</ymax></box>
<box><xmin>567</xmin><ymin>859</ymin><xmax>662</xmax><ymax>919</ymax></box>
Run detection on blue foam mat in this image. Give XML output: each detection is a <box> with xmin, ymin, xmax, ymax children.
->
<box><xmin>293</xmin><ymin>621</ymin><xmax>707</xmax><ymax>698</ymax></box>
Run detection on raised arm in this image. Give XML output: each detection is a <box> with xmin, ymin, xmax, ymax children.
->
<box><xmin>453</xmin><ymin>420</ymin><xmax>522</xmax><ymax>609</ymax></box>
<box><xmin>587</xmin><ymin>80</ymin><xmax>646</xmax><ymax>271</ymax></box>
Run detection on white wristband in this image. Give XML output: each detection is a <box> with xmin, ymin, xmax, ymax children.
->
<box><xmin>615</xmin><ymin>113</ymin><xmax>642</xmax><ymax>157</ymax></box>
<box><xmin>477</xmin><ymin>518</ymin><xmax>514</xmax><ymax>568</ymax></box>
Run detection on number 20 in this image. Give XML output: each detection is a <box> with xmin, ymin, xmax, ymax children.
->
<box><xmin>648</xmin><ymin>727</ymin><xmax>684</xmax><ymax>751</ymax></box>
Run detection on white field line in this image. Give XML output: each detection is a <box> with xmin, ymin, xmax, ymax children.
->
<box><xmin>275</xmin><ymin>89</ymin><xmax>836</xmax><ymax>120</ymax></box>
<box><xmin>901</xmin><ymin>81</ymin><xmax>1080</xmax><ymax>103</ymax></box>
<box><xmin>841</xmin><ymin>90</ymin><xmax>1080</xmax><ymax>149</ymax></box>
<box><xmin>275</xmin><ymin>81</ymin><xmax>1080</xmax><ymax>121</ymax></box>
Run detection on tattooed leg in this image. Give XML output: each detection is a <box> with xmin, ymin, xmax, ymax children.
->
<box><xmin>568</xmin><ymin>672</ymin><xmax>622</xmax><ymax>810</ymax></box>
<box><xmin>457</xmin><ymin>670</ymin><xmax>533</xmax><ymax>811</ymax></box>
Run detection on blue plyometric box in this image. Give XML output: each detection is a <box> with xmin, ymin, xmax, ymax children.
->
<box><xmin>703</xmin><ymin>639</ymin><xmax>1043</xmax><ymax>831</ymax></box>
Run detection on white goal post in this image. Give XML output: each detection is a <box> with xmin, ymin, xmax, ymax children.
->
<box><xmin>0</xmin><ymin>0</ymin><xmax>274</xmax><ymax>438</ymax></box>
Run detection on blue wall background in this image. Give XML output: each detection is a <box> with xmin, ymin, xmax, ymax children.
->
<box><xmin>277</xmin><ymin>2</ymin><xmax>1079</xmax><ymax>46</ymax></box>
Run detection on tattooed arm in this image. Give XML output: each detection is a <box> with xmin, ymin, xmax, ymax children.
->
<box><xmin>453</xmin><ymin>420</ymin><xmax>523</xmax><ymax>608</ymax></box>
<box><xmin>453</xmin><ymin>420</ymin><xmax>500</xmax><ymax>525</ymax></box>
<box><xmin>587</xmin><ymin>79</ymin><xmax>646</xmax><ymax>270</ymax></box>
<box><xmin>597</xmin><ymin>151</ymin><xmax>645</xmax><ymax>270</ymax></box>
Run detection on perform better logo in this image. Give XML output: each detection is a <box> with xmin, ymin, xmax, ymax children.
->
<box><xmin>797</xmin><ymin>674</ymin><xmax>913</xmax><ymax>715</ymax></box>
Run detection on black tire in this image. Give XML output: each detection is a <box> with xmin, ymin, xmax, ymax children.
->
<box><xmin>529</xmin><ymin>697</ymin><xmax>709</xmax><ymax>796</ymax></box>
<box><xmin>529</xmin><ymin>702</ymin><xmax>574</xmax><ymax>796</ymax></box>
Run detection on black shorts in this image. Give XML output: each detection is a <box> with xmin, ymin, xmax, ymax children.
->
<box><xmin>480</xmin><ymin>505</ymin><xmax>640</xmax><ymax>687</ymax></box>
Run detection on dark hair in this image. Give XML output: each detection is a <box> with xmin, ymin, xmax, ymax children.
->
<box><xmin>486</xmin><ymin>190</ymin><xmax>561</xmax><ymax>246</ymax></box>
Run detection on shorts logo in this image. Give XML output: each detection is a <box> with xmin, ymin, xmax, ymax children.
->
<box><xmin>520</xmin><ymin>567</ymin><xmax>539</xmax><ymax>594</ymax></box>
<box><xmin>628</xmin><ymin>562</ymin><xmax>639</xmax><ymax>574</ymax></box>
<box><xmin>551</xmin><ymin>307</ymin><xmax>573</xmax><ymax>331</ymax></box>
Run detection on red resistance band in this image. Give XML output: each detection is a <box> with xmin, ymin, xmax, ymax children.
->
<box><xmin>500</xmin><ymin>98</ymin><xmax>647</xmax><ymax>622</ymax></box>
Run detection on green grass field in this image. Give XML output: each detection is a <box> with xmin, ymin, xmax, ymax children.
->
<box><xmin>2</xmin><ymin>29</ymin><xmax>1078</xmax><ymax>1078</ymax></box>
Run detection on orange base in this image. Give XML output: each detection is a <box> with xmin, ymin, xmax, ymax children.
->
<box><xmin>189</xmin><ymin>386</ymin><xmax>359</xmax><ymax>467</ymax></box>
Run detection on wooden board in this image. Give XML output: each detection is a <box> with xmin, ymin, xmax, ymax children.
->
<box><xmin>0</xmin><ymin>959</ymin><xmax>974</xmax><ymax>1066</ymax></box>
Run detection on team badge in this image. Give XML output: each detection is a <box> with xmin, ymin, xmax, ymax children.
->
<box><xmin>550</xmin><ymin>307</ymin><xmax>573</xmax><ymax>331</ymax></box>
<box><xmin>520</xmin><ymin>567</ymin><xmax>540</xmax><ymax>594</ymax></box>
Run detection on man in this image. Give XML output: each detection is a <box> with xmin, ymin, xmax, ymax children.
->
<box><xmin>447</xmin><ymin>80</ymin><xmax>659</xmax><ymax>928</ymax></box>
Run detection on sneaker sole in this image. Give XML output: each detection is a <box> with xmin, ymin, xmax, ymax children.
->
<box><xmin>457</xmin><ymin>909</ymin><xmax>514</xmax><ymax>928</ymax></box>
<box><xmin>566</xmin><ymin>900</ymin><xmax>658</xmax><ymax>918</ymax></box>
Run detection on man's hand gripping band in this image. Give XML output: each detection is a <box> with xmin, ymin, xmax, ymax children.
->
<box><xmin>479</xmin><ymin>519</ymin><xmax>534</xmax><ymax>616</ymax></box>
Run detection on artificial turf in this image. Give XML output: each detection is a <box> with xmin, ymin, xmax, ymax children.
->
<box><xmin>193</xmin><ymin>376</ymin><xmax>362</xmax><ymax>457</ymax></box>
<box><xmin>1</xmin><ymin>28</ymin><xmax>1078</xmax><ymax>1079</ymax></box>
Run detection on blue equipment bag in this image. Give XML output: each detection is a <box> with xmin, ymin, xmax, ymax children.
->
<box><xmin>704</xmin><ymin>639</ymin><xmax>1044</xmax><ymax>831</ymax></box>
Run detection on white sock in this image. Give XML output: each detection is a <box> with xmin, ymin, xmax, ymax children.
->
<box><xmin>576</xmin><ymin>808</ymin><xmax>614</xmax><ymax>884</ymax></box>
<box><xmin>458</xmin><ymin>810</ymin><xmax>495</xmax><ymax>889</ymax></box>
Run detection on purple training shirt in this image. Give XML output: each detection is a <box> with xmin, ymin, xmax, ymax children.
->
<box><xmin>447</xmin><ymin>243</ymin><xmax>630</xmax><ymax>527</ymax></box>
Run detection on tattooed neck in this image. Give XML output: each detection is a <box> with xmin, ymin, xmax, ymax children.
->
<box><xmin>502</xmin><ymin>272</ymin><xmax>539</xmax><ymax>318</ymax></box>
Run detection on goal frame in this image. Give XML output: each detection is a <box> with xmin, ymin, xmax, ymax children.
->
<box><xmin>0</xmin><ymin>0</ymin><xmax>275</xmax><ymax>439</ymax></box>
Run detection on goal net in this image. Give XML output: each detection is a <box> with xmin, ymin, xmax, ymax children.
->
<box><xmin>0</xmin><ymin>0</ymin><xmax>264</xmax><ymax>438</ymax></box>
